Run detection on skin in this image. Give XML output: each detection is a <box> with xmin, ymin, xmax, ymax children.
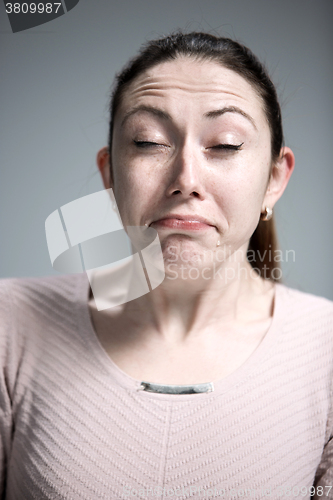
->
<box><xmin>90</xmin><ymin>57</ymin><xmax>294</xmax><ymax>384</ymax></box>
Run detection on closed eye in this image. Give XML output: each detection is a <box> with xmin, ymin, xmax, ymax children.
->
<box><xmin>134</xmin><ymin>140</ymin><xmax>162</xmax><ymax>148</ymax></box>
<box><xmin>210</xmin><ymin>142</ymin><xmax>244</xmax><ymax>151</ymax></box>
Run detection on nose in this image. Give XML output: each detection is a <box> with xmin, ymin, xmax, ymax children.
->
<box><xmin>165</xmin><ymin>140</ymin><xmax>205</xmax><ymax>200</ymax></box>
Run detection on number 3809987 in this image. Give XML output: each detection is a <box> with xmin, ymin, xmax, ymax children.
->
<box><xmin>5</xmin><ymin>3</ymin><xmax>62</xmax><ymax>14</ymax></box>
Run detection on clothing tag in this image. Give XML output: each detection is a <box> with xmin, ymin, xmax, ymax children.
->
<box><xmin>139</xmin><ymin>381</ymin><xmax>214</xmax><ymax>395</ymax></box>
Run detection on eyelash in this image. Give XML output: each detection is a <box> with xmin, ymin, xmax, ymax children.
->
<box><xmin>134</xmin><ymin>140</ymin><xmax>244</xmax><ymax>151</ymax></box>
<box><xmin>134</xmin><ymin>141</ymin><xmax>162</xmax><ymax>148</ymax></box>
<box><xmin>210</xmin><ymin>142</ymin><xmax>244</xmax><ymax>151</ymax></box>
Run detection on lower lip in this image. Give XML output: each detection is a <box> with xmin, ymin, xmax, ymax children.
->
<box><xmin>152</xmin><ymin>219</ymin><xmax>213</xmax><ymax>231</ymax></box>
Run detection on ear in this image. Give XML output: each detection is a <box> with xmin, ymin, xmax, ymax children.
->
<box><xmin>262</xmin><ymin>146</ymin><xmax>295</xmax><ymax>211</ymax></box>
<box><xmin>97</xmin><ymin>147</ymin><xmax>113</xmax><ymax>190</ymax></box>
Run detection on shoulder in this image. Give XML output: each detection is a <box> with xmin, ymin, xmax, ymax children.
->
<box><xmin>0</xmin><ymin>273</ymin><xmax>89</xmax><ymax>394</ymax></box>
<box><xmin>275</xmin><ymin>283</ymin><xmax>333</xmax><ymax>354</ymax></box>
<box><xmin>0</xmin><ymin>273</ymin><xmax>87</xmax><ymax>348</ymax></box>
<box><xmin>0</xmin><ymin>272</ymin><xmax>84</xmax><ymax>301</ymax></box>
<box><xmin>0</xmin><ymin>273</ymin><xmax>85</xmax><ymax>315</ymax></box>
<box><xmin>277</xmin><ymin>283</ymin><xmax>333</xmax><ymax>321</ymax></box>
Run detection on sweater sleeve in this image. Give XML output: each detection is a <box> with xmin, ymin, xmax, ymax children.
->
<box><xmin>313</xmin><ymin>359</ymin><xmax>333</xmax><ymax>499</ymax></box>
<box><xmin>0</xmin><ymin>280</ymin><xmax>15</xmax><ymax>498</ymax></box>
<box><xmin>313</xmin><ymin>436</ymin><xmax>333</xmax><ymax>498</ymax></box>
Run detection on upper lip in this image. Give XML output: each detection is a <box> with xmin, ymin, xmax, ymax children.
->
<box><xmin>151</xmin><ymin>214</ymin><xmax>215</xmax><ymax>227</ymax></box>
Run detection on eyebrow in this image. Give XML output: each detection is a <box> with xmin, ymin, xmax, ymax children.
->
<box><xmin>204</xmin><ymin>106</ymin><xmax>257</xmax><ymax>130</ymax></box>
<box><xmin>121</xmin><ymin>105</ymin><xmax>172</xmax><ymax>127</ymax></box>
<box><xmin>121</xmin><ymin>104</ymin><xmax>257</xmax><ymax>130</ymax></box>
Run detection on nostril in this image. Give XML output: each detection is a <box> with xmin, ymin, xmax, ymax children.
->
<box><xmin>172</xmin><ymin>190</ymin><xmax>181</xmax><ymax>195</ymax></box>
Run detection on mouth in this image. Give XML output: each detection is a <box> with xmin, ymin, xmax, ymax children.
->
<box><xmin>149</xmin><ymin>214</ymin><xmax>216</xmax><ymax>231</ymax></box>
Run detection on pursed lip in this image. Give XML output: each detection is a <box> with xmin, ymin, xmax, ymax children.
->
<box><xmin>150</xmin><ymin>214</ymin><xmax>216</xmax><ymax>227</ymax></box>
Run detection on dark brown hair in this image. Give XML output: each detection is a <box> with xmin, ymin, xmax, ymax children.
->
<box><xmin>108</xmin><ymin>31</ymin><xmax>285</xmax><ymax>281</ymax></box>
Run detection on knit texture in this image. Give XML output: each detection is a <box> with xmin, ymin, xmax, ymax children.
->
<box><xmin>0</xmin><ymin>273</ymin><xmax>333</xmax><ymax>500</ymax></box>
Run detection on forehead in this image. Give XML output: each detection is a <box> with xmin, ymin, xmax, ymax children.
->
<box><xmin>117</xmin><ymin>57</ymin><xmax>267</xmax><ymax>126</ymax></box>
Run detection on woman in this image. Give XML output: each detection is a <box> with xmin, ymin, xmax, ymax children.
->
<box><xmin>1</xmin><ymin>32</ymin><xmax>332</xmax><ymax>499</ymax></box>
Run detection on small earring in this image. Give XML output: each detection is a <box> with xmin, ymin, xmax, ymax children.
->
<box><xmin>260</xmin><ymin>207</ymin><xmax>273</xmax><ymax>221</ymax></box>
<box><xmin>216</xmin><ymin>240</ymin><xmax>220</xmax><ymax>247</ymax></box>
<box><xmin>144</xmin><ymin>223</ymin><xmax>148</xmax><ymax>227</ymax></box>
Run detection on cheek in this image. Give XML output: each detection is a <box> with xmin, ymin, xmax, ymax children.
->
<box><xmin>213</xmin><ymin>156</ymin><xmax>271</xmax><ymax>226</ymax></box>
<box><xmin>112</xmin><ymin>154</ymin><xmax>166</xmax><ymax>224</ymax></box>
<box><xmin>114</xmin><ymin>143</ymin><xmax>170</xmax><ymax>190</ymax></box>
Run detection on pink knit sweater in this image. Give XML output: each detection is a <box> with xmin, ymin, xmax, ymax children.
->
<box><xmin>0</xmin><ymin>273</ymin><xmax>333</xmax><ymax>500</ymax></box>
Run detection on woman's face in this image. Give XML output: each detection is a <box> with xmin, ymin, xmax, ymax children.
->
<box><xmin>106</xmin><ymin>57</ymin><xmax>283</xmax><ymax>270</ymax></box>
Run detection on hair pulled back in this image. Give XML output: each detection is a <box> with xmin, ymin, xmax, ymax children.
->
<box><xmin>108</xmin><ymin>31</ymin><xmax>285</xmax><ymax>281</ymax></box>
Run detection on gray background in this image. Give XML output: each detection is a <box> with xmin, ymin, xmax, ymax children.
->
<box><xmin>1</xmin><ymin>0</ymin><xmax>332</xmax><ymax>300</ymax></box>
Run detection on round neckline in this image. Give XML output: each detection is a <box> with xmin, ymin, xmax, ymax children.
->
<box><xmin>75</xmin><ymin>273</ymin><xmax>285</xmax><ymax>402</ymax></box>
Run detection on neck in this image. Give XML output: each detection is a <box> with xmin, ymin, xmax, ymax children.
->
<box><xmin>123</xmin><ymin>242</ymin><xmax>274</xmax><ymax>343</ymax></box>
